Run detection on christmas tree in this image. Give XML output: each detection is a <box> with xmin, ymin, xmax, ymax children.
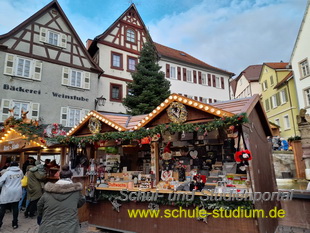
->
<box><xmin>123</xmin><ymin>41</ymin><xmax>170</xmax><ymax>115</ymax></box>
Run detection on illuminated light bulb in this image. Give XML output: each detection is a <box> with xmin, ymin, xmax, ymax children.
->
<box><xmin>96</xmin><ymin>115</ymin><xmax>100</xmax><ymax>119</ymax></box>
<box><xmin>118</xmin><ymin>129</ymin><xmax>122</xmax><ymax>132</ymax></box>
<box><xmin>99</xmin><ymin>117</ymin><xmax>103</xmax><ymax>120</ymax></box>
<box><xmin>189</xmin><ymin>101</ymin><xmax>193</xmax><ymax>105</ymax></box>
<box><xmin>134</xmin><ymin>126</ymin><xmax>138</xmax><ymax>129</ymax></box>
<box><xmin>153</xmin><ymin>110</ymin><xmax>157</xmax><ymax>114</ymax></box>
<box><xmin>199</xmin><ymin>104</ymin><xmax>203</xmax><ymax>109</ymax></box>
<box><xmin>149</xmin><ymin>113</ymin><xmax>153</xmax><ymax>117</ymax></box>
<box><xmin>115</xmin><ymin>126</ymin><xmax>119</xmax><ymax>130</ymax></box>
<box><xmin>66</xmin><ymin>133</ymin><xmax>70</xmax><ymax>136</ymax></box>
<box><xmin>156</xmin><ymin>107</ymin><xmax>160</xmax><ymax>110</ymax></box>
<box><xmin>87</xmin><ymin>112</ymin><xmax>91</xmax><ymax>115</ymax></box>
<box><xmin>211</xmin><ymin>108</ymin><xmax>215</xmax><ymax>113</ymax></box>
<box><xmin>142</xmin><ymin>120</ymin><xmax>145</xmax><ymax>123</ymax></box>
<box><xmin>178</xmin><ymin>97</ymin><xmax>183</xmax><ymax>101</ymax></box>
<box><xmin>173</xmin><ymin>96</ymin><xmax>177</xmax><ymax>100</ymax></box>
<box><xmin>145</xmin><ymin>117</ymin><xmax>149</xmax><ymax>120</ymax></box>
<box><xmin>183</xmin><ymin>99</ymin><xmax>188</xmax><ymax>103</ymax></box>
<box><xmin>1</xmin><ymin>137</ymin><xmax>5</xmax><ymax>140</ymax></box>
<box><xmin>160</xmin><ymin>103</ymin><xmax>165</xmax><ymax>107</ymax></box>
<box><xmin>216</xmin><ymin>110</ymin><xmax>221</xmax><ymax>115</ymax></box>
<box><xmin>194</xmin><ymin>103</ymin><xmax>198</xmax><ymax>107</ymax></box>
<box><xmin>108</xmin><ymin>122</ymin><xmax>112</xmax><ymax>125</ymax></box>
<box><xmin>205</xmin><ymin>106</ymin><xmax>209</xmax><ymax>111</ymax></box>
<box><xmin>169</xmin><ymin>96</ymin><xmax>173</xmax><ymax>100</ymax></box>
<box><xmin>165</xmin><ymin>99</ymin><xmax>169</xmax><ymax>103</ymax></box>
<box><xmin>112</xmin><ymin>124</ymin><xmax>115</xmax><ymax>127</ymax></box>
<box><xmin>4</xmin><ymin>134</ymin><xmax>8</xmax><ymax>137</ymax></box>
<box><xmin>138</xmin><ymin>123</ymin><xmax>141</xmax><ymax>126</ymax></box>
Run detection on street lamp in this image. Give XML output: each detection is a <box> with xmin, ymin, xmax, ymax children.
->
<box><xmin>95</xmin><ymin>95</ymin><xmax>106</xmax><ymax>109</ymax></box>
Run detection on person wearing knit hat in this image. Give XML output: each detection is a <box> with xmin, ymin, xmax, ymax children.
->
<box><xmin>37</xmin><ymin>165</ymin><xmax>85</xmax><ymax>233</ymax></box>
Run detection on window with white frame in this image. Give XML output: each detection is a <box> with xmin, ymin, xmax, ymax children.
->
<box><xmin>272</xmin><ymin>95</ymin><xmax>278</xmax><ymax>108</ymax></box>
<box><xmin>280</xmin><ymin>89</ymin><xmax>288</xmax><ymax>104</ymax></box>
<box><xmin>262</xmin><ymin>80</ymin><xmax>268</xmax><ymax>91</ymax></box>
<box><xmin>283</xmin><ymin>115</ymin><xmax>290</xmax><ymax>130</ymax></box>
<box><xmin>201</xmin><ymin>74</ymin><xmax>207</xmax><ymax>85</ymax></box>
<box><xmin>39</xmin><ymin>27</ymin><xmax>67</xmax><ymax>48</ymax></box>
<box><xmin>300</xmin><ymin>59</ymin><xmax>310</xmax><ymax>78</ymax></box>
<box><xmin>3</xmin><ymin>53</ymin><xmax>42</xmax><ymax>80</ymax></box>
<box><xmin>274</xmin><ymin>119</ymin><xmax>280</xmax><ymax>128</ymax></box>
<box><xmin>170</xmin><ymin>66</ymin><xmax>176</xmax><ymax>79</ymax></box>
<box><xmin>305</xmin><ymin>88</ymin><xmax>310</xmax><ymax>107</ymax></box>
<box><xmin>215</xmin><ymin>76</ymin><xmax>221</xmax><ymax>88</ymax></box>
<box><xmin>126</xmin><ymin>29</ymin><xmax>136</xmax><ymax>43</ymax></box>
<box><xmin>62</xmin><ymin>67</ymin><xmax>90</xmax><ymax>89</ymax></box>
<box><xmin>202</xmin><ymin>98</ymin><xmax>208</xmax><ymax>103</ymax></box>
<box><xmin>60</xmin><ymin>107</ymin><xmax>88</xmax><ymax>127</ymax></box>
<box><xmin>270</xmin><ymin>75</ymin><xmax>274</xmax><ymax>86</ymax></box>
<box><xmin>186</xmin><ymin>70</ymin><xmax>192</xmax><ymax>82</ymax></box>
<box><xmin>0</xmin><ymin>99</ymin><xmax>40</xmax><ymax>122</ymax></box>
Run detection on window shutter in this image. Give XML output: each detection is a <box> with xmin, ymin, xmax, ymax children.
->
<box><xmin>83</xmin><ymin>72</ymin><xmax>91</xmax><ymax>89</ymax></box>
<box><xmin>184</xmin><ymin>94</ymin><xmax>187</xmax><ymax>97</ymax></box>
<box><xmin>209</xmin><ymin>98</ymin><xmax>212</xmax><ymax>103</ymax></box>
<box><xmin>183</xmin><ymin>68</ymin><xmax>187</xmax><ymax>81</ymax></box>
<box><xmin>60</xmin><ymin>33</ymin><xmax>67</xmax><ymax>49</ymax></box>
<box><xmin>166</xmin><ymin>64</ymin><xmax>170</xmax><ymax>78</ymax></box>
<box><xmin>60</xmin><ymin>107</ymin><xmax>68</xmax><ymax>126</ymax></box>
<box><xmin>221</xmin><ymin>77</ymin><xmax>224</xmax><ymax>89</ymax></box>
<box><xmin>4</xmin><ymin>53</ymin><xmax>15</xmax><ymax>76</ymax></box>
<box><xmin>208</xmin><ymin>74</ymin><xmax>211</xmax><ymax>86</ymax></box>
<box><xmin>30</xmin><ymin>102</ymin><xmax>40</xmax><ymax>121</ymax></box>
<box><xmin>199</xmin><ymin>97</ymin><xmax>203</xmax><ymax>102</ymax></box>
<box><xmin>194</xmin><ymin>96</ymin><xmax>198</xmax><ymax>100</ymax></box>
<box><xmin>270</xmin><ymin>97</ymin><xmax>273</xmax><ymax>109</ymax></box>
<box><xmin>284</xmin><ymin>89</ymin><xmax>288</xmax><ymax>103</ymax></box>
<box><xmin>198</xmin><ymin>72</ymin><xmax>202</xmax><ymax>84</ymax></box>
<box><xmin>265</xmin><ymin>99</ymin><xmax>270</xmax><ymax>111</ymax></box>
<box><xmin>214</xmin><ymin>99</ymin><xmax>217</xmax><ymax>103</ymax></box>
<box><xmin>0</xmin><ymin>99</ymin><xmax>13</xmax><ymax>122</ymax></box>
<box><xmin>212</xmin><ymin>75</ymin><xmax>216</xmax><ymax>87</ymax></box>
<box><xmin>193</xmin><ymin>70</ymin><xmax>197</xmax><ymax>83</ymax></box>
<box><xmin>62</xmin><ymin>67</ymin><xmax>69</xmax><ymax>85</ymax></box>
<box><xmin>276</xmin><ymin>93</ymin><xmax>281</xmax><ymax>106</ymax></box>
<box><xmin>177</xmin><ymin>67</ymin><xmax>181</xmax><ymax>80</ymax></box>
<box><xmin>39</xmin><ymin>27</ymin><xmax>47</xmax><ymax>42</ymax></box>
<box><xmin>32</xmin><ymin>60</ymin><xmax>42</xmax><ymax>81</ymax></box>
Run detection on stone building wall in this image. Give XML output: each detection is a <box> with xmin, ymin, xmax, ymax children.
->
<box><xmin>272</xmin><ymin>151</ymin><xmax>296</xmax><ymax>178</ymax></box>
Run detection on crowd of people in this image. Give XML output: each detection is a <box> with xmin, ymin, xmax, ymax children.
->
<box><xmin>268</xmin><ymin>136</ymin><xmax>290</xmax><ymax>151</ymax></box>
<box><xmin>0</xmin><ymin>157</ymin><xmax>85</xmax><ymax>231</ymax></box>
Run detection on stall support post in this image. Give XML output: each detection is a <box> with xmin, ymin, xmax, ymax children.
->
<box><xmin>60</xmin><ymin>147</ymin><xmax>67</xmax><ymax>166</ymax></box>
<box><xmin>151</xmin><ymin>142</ymin><xmax>160</xmax><ymax>185</ymax></box>
<box><xmin>20</xmin><ymin>152</ymin><xmax>25</xmax><ymax>169</ymax></box>
<box><xmin>37</xmin><ymin>150</ymin><xmax>41</xmax><ymax>163</ymax></box>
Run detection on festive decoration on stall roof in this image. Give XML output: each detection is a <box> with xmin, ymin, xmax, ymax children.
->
<box><xmin>167</xmin><ymin>102</ymin><xmax>187</xmax><ymax>124</ymax></box>
<box><xmin>88</xmin><ymin>117</ymin><xmax>101</xmax><ymax>134</ymax></box>
<box><xmin>45</xmin><ymin>113</ymin><xmax>249</xmax><ymax>146</ymax></box>
<box><xmin>234</xmin><ymin>125</ymin><xmax>252</xmax><ymax>163</ymax></box>
<box><xmin>44</xmin><ymin>124</ymin><xmax>66</xmax><ymax>138</ymax></box>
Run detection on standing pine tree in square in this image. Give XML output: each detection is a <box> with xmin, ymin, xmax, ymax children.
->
<box><xmin>123</xmin><ymin>41</ymin><xmax>170</xmax><ymax>115</ymax></box>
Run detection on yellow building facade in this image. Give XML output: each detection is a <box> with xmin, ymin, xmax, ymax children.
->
<box><xmin>259</xmin><ymin>63</ymin><xmax>300</xmax><ymax>139</ymax></box>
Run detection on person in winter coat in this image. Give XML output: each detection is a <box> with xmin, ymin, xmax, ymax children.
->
<box><xmin>25</xmin><ymin>163</ymin><xmax>46</xmax><ymax>218</ymax></box>
<box><xmin>0</xmin><ymin>162</ymin><xmax>23</xmax><ymax>229</ymax></box>
<box><xmin>37</xmin><ymin>165</ymin><xmax>85</xmax><ymax>233</ymax></box>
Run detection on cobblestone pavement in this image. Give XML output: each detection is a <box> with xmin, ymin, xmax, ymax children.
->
<box><xmin>0</xmin><ymin>211</ymin><xmax>104</xmax><ymax>233</ymax></box>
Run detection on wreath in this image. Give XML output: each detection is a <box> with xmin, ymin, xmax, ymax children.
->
<box><xmin>167</xmin><ymin>102</ymin><xmax>187</xmax><ymax>124</ymax></box>
<box><xmin>88</xmin><ymin>117</ymin><xmax>101</xmax><ymax>134</ymax></box>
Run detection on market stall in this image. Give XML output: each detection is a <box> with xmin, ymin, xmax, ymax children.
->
<box><xmin>65</xmin><ymin>94</ymin><xmax>278</xmax><ymax>233</ymax></box>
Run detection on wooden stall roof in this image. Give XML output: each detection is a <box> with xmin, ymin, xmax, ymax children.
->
<box><xmin>67</xmin><ymin>111</ymin><xmax>128</xmax><ymax>136</ymax></box>
<box><xmin>211</xmin><ymin>94</ymin><xmax>272</xmax><ymax>136</ymax></box>
<box><xmin>133</xmin><ymin>93</ymin><xmax>234</xmax><ymax>130</ymax></box>
<box><xmin>0</xmin><ymin>127</ymin><xmax>46</xmax><ymax>153</ymax></box>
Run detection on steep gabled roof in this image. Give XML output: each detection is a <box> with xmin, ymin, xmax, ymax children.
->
<box><xmin>154</xmin><ymin>42</ymin><xmax>234</xmax><ymax>76</ymax></box>
<box><xmin>236</xmin><ymin>65</ymin><xmax>263</xmax><ymax>82</ymax></box>
<box><xmin>0</xmin><ymin>0</ymin><xmax>102</xmax><ymax>73</ymax></box>
<box><xmin>265</xmin><ymin>62</ymin><xmax>289</xmax><ymax>70</ymax></box>
<box><xmin>133</xmin><ymin>93</ymin><xmax>234</xmax><ymax>130</ymax></box>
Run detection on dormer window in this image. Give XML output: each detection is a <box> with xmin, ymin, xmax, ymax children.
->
<box><xmin>126</xmin><ymin>29</ymin><xmax>136</xmax><ymax>43</ymax></box>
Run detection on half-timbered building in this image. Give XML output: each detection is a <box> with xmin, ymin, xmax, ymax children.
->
<box><xmin>0</xmin><ymin>0</ymin><xmax>102</xmax><ymax>127</ymax></box>
<box><xmin>87</xmin><ymin>4</ymin><xmax>234</xmax><ymax>114</ymax></box>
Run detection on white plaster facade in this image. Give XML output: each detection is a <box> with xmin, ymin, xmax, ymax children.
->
<box><xmin>290</xmin><ymin>1</ymin><xmax>310</xmax><ymax>110</ymax></box>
